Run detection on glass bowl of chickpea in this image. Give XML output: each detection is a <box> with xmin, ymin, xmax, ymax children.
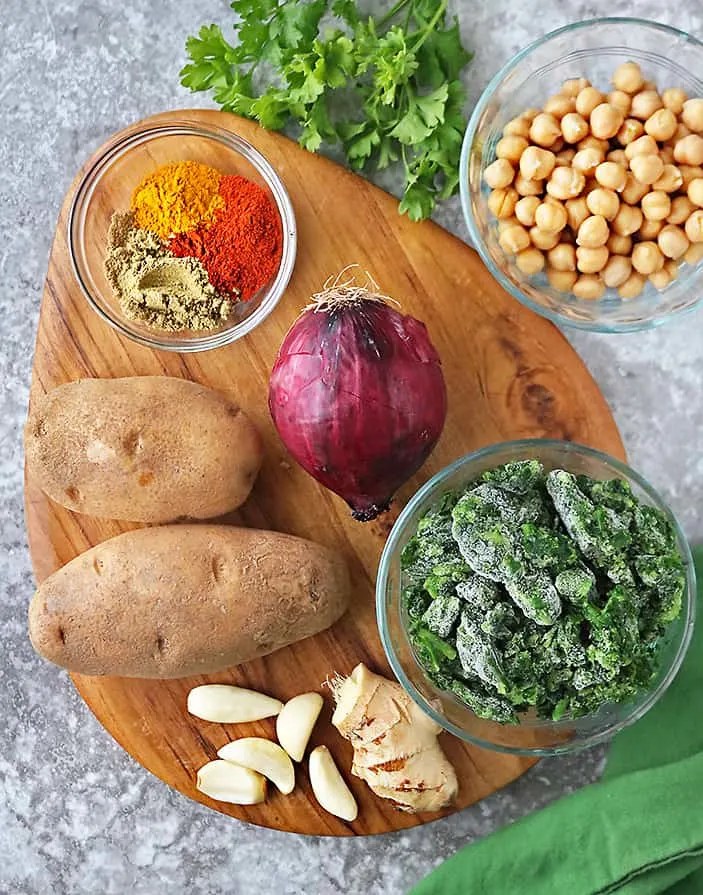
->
<box><xmin>460</xmin><ymin>18</ymin><xmax>703</xmax><ymax>332</ymax></box>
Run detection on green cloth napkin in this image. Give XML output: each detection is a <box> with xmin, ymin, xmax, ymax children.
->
<box><xmin>411</xmin><ymin>549</ymin><xmax>703</xmax><ymax>895</ymax></box>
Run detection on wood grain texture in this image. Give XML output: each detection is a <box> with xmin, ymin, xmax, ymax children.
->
<box><xmin>24</xmin><ymin>110</ymin><xmax>625</xmax><ymax>836</ymax></box>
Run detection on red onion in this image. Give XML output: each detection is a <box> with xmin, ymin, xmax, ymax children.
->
<box><xmin>268</xmin><ymin>272</ymin><xmax>447</xmax><ymax>521</ymax></box>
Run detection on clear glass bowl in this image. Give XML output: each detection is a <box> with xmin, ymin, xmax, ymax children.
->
<box><xmin>69</xmin><ymin>119</ymin><xmax>297</xmax><ymax>352</ymax></box>
<box><xmin>460</xmin><ymin>18</ymin><xmax>703</xmax><ymax>333</ymax></box>
<box><xmin>376</xmin><ymin>440</ymin><xmax>696</xmax><ymax>755</ymax></box>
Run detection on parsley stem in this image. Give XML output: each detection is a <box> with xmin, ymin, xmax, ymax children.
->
<box><xmin>378</xmin><ymin>0</ymin><xmax>413</xmax><ymax>28</ymax></box>
<box><xmin>409</xmin><ymin>0</ymin><xmax>447</xmax><ymax>51</ymax></box>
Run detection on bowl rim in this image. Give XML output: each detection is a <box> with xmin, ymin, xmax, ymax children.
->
<box><xmin>459</xmin><ymin>16</ymin><xmax>703</xmax><ymax>334</ymax></box>
<box><xmin>68</xmin><ymin>118</ymin><xmax>297</xmax><ymax>353</ymax></box>
<box><xmin>375</xmin><ymin>438</ymin><xmax>697</xmax><ymax>756</ymax></box>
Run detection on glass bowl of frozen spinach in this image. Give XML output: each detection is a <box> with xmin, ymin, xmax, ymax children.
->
<box><xmin>376</xmin><ymin>440</ymin><xmax>695</xmax><ymax>755</ymax></box>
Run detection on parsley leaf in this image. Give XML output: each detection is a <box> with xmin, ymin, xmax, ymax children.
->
<box><xmin>181</xmin><ymin>0</ymin><xmax>473</xmax><ymax>220</ymax></box>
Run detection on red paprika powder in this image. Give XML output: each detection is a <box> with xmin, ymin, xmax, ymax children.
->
<box><xmin>170</xmin><ymin>175</ymin><xmax>282</xmax><ymax>301</ymax></box>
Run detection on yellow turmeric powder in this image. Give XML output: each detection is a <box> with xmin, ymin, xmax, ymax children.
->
<box><xmin>131</xmin><ymin>160</ymin><xmax>224</xmax><ymax>239</ymax></box>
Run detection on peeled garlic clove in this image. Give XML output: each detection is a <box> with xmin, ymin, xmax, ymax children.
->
<box><xmin>276</xmin><ymin>692</ymin><xmax>324</xmax><ymax>762</ymax></box>
<box><xmin>187</xmin><ymin>685</ymin><xmax>283</xmax><ymax>723</ymax></box>
<box><xmin>308</xmin><ymin>746</ymin><xmax>358</xmax><ymax>822</ymax></box>
<box><xmin>218</xmin><ymin>738</ymin><xmax>296</xmax><ymax>795</ymax></box>
<box><xmin>196</xmin><ymin>760</ymin><xmax>266</xmax><ymax>805</ymax></box>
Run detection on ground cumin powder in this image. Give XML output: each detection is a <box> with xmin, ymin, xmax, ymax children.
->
<box><xmin>104</xmin><ymin>212</ymin><xmax>233</xmax><ymax>332</ymax></box>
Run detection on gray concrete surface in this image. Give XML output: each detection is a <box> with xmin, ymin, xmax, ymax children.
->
<box><xmin>1</xmin><ymin>1</ymin><xmax>702</xmax><ymax>892</ymax></box>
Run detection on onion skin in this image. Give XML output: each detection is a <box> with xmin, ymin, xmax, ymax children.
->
<box><xmin>268</xmin><ymin>296</ymin><xmax>447</xmax><ymax>521</ymax></box>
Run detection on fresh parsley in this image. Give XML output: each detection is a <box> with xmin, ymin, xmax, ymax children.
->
<box><xmin>180</xmin><ymin>0</ymin><xmax>473</xmax><ymax>220</ymax></box>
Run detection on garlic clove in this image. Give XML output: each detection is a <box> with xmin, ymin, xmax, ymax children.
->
<box><xmin>308</xmin><ymin>746</ymin><xmax>358</xmax><ymax>822</ymax></box>
<box><xmin>187</xmin><ymin>685</ymin><xmax>283</xmax><ymax>723</ymax></box>
<box><xmin>196</xmin><ymin>760</ymin><xmax>267</xmax><ymax>805</ymax></box>
<box><xmin>276</xmin><ymin>692</ymin><xmax>324</xmax><ymax>762</ymax></box>
<box><xmin>218</xmin><ymin>738</ymin><xmax>296</xmax><ymax>795</ymax></box>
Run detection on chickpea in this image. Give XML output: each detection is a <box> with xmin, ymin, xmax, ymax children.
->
<box><xmin>612</xmin><ymin>203</ymin><xmax>643</xmax><ymax>237</ymax></box>
<box><xmin>577</xmin><ymin>214</ymin><xmax>609</xmax><ymax>248</ymax></box>
<box><xmin>632</xmin><ymin>241</ymin><xmax>665</xmax><ymax>274</ymax></box>
<box><xmin>668</xmin><ymin>195</ymin><xmax>696</xmax><ymax>225</ymax></box>
<box><xmin>558</xmin><ymin>111</ymin><xmax>588</xmax><ymax>144</ymax></box>
<box><xmin>665</xmin><ymin>259</ymin><xmax>680</xmax><ymax>279</ymax></box>
<box><xmin>644</xmin><ymin>108</ymin><xmax>678</xmax><ymax>142</ymax></box>
<box><xmin>587</xmin><ymin>187</ymin><xmax>620</xmax><ymax>221</ymax></box>
<box><xmin>679</xmin><ymin>165</ymin><xmax>703</xmax><ymax>188</ymax></box>
<box><xmin>631</xmin><ymin>89</ymin><xmax>664</xmax><ymax>121</ymax></box>
<box><xmin>573</xmin><ymin>274</ymin><xmax>605</xmax><ymax>300</ymax></box>
<box><xmin>617</xmin><ymin>118</ymin><xmax>645</xmax><ymax>146</ymax></box>
<box><xmin>639</xmin><ymin>218</ymin><xmax>663</xmax><ymax>240</ymax></box>
<box><xmin>561</xmin><ymin>77</ymin><xmax>591</xmax><ymax>97</ymax></box>
<box><xmin>643</xmin><ymin>80</ymin><xmax>658</xmax><ymax>92</ymax></box>
<box><xmin>601</xmin><ymin>254</ymin><xmax>632</xmax><ymax>288</ymax></box>
<box><xmin>555</xmin><ymin>148</ymin><xmax>576</xmax><ymax>167</ymax></box>
<box><xmin>618</xmin><ymin>271</ymin><xmax>647</xmax><ymax>299</ymax></box>
<box><xmin>652</xmin><ymin>164</ymin><xmax>683</xmax><ymax>193</ymax></box>
<box><xmin>576</xmin><ymin>245</ymin><xmax>609</xmax><ymax>273</ymax></box>
<box><xmin>535</xmin><ymin>200</ymin><xmax>568</xmax><ymax>233</ymax></box>
<box><xmin>583</xmin><ymin>176</ymin><xmax>599</xmax><ymax>195</ymax></box>
<box><xmin>488</xmin><ymin>187</ymin><xmax>519</xmax><ymax>219</ymax></box>
<box><xmin>682</xmin><ymin>98</ymin><xmax>703</xmax><ymax>133</ymax></box>
<box><xmin>547</xmin><ymin>243</ymin><xmax>577</xmax><ymax>271</ymax></box>
<box><xmin>590</xmin><ymin>103</ymin><xmax>624</xmax><ymax>140</ymax></box>
<box><xmin>484</xmin><ymin>158</ymin><xmax>515</xmax><ymax>189</ymax></box>
<box><xmin>515</xmin><ymin>246</ymin><xmax>545</xmax><ymax>274</ymax></box>
<box><xmin>565</xmin><ymin>196</ymin><xmax>590</xmax><ymax>232</ymax></box>
<box><xmin>662</xmin><ymin>87</ymin><xmax>687</xmax><ymax>116</ymax></box>
<box><xmin>515</xmin><ymin>174</ymin><xmax>544</xmax><ymax>196</ymax></box>
<box><xmin>503</xmin><ymin>116</ymin><xmax>531</xmax><ymax>139</ymax></box>
<box><xmin>522</xmin><ymin>108</ymin><xmax>540</xmax><ymax>122</ymax></box>
<box><xmin>608</xmin><ymin>90</ymin><xmax>632</xmax><ymax>115</ymax></box>
<box><xmin>572</xmin><ymin>148</ymin><xmax>605</xmax><ymax>176</ymax></box>
<box><xmin>496</xmin><ymin>135</ymin><xmax>529</xmax><ymax>163</ymax></box>
<box><xmin>578</xmin><ymin>135</ymin><xmax>610</xmax><ymax>153</ymax></box>
<box><xmin>519</xmin><ymin>146</ymin><xmax>556</xmax><ymax>181</ymax></box>
<box><xmin>547</xmin><ymin>267</ymin><xmax>578</xmax><ymax>291</ymax></box>
<box><xmin>551</xmin><ymin>137</ymin><xmax>566</xmax><ymax>154</ymax></box>
<box><xmin>688</xmin><ymin>178</ymin><xmax>703</xmax><ymax>207</ymax></box>
<box><xmin>659</xmin><ymin>146</ymin><xmax>675</xmax><ymax>165</ymax></box>
<box><xmin>670</xmin><ymin>122</ymin><xmax>692</xmax><ymax>145</ymax></box>
<box><xmin>649</xmin><ymin>268</ymin><xmax>673</xmax><ymax>290</ymax></box>
<box><xmin>499</xmin><ymin>223</ymin><xmax>531</xmax><ymax>254</ymax></box>
<box><xmin>658</xmin><ymin>224</ymin><xmax>690</xmax><ymax>260</ymax></box>
<box><xmin>685</xmin><ymin>242</ymin><xmax>703</xmax><ymax>264</ymax></box>
<box><xmin>515</xmin><ymin>195</ymin><xmax>541</xmax><ymax>227</ymax></box>
<box><xmin>607</xmin><ymin>149</ymin><xmax>628</xmax><ymax>167</ymax></box>
<box><xmin>630</xmin><ymin>154</ymin><xmax>665</xmax><ymax>186</ymax></box>
<box><xmin>612</xmin><ymin>61</ymin><xmax>644</xmax><ymax>94</ymax></box>
<box><xmin>529</xmin><ymin>113</ymin><xmax>562</xmax><ymax>148</ymax></box>
<box><xmin>530</xmin><ymin>227</ymin><xmax>561</xmax><ymax>250</ymax></box>
<box><xmin>576</xmin><ymin>86</ymin><xmax>604</xmax><ymax>117</ymax></box>
<box><xmin>595</xmin><ymin>161</ymin><xmax>627</xmax><ymax>192</ymax></box>
<box><xmin>621</xmin><ymin>172</ymin><xmax>650</xmax><ymax>205</ymax></box>
<box><xmin>641</xmin><ymin>191</ymin><xmax>672</xmax><ymax>222</ymax></box>
<box><xmin>624</xmin><ymin>135</ymin><xmax>658</xmax><ymax>160</ymax></box>
<box><xmin>547</xmin><ymin>166</ymin><xmax>586</xmax><ymax>200</ymax></box>
<box><xmin>607</xmin><ymin>233</ymin><xmax>633</xmax><ymax>255</ymax></box>
<box><xmin>497</xmin><ymin>216</ymin><xmax>520</xmax><ymax>234</ymax></box>
<box><xmin>685</xmin><ymin>210</ymin><xmax>703</xmax><ymax>243</ymax></box>
<box><xmin>674</xmin><ymin>134</ymin><xmax>703</xmax><ymax>166</ymax></box>
<box><xmin>544</xmin><ymin>94</ymin><xmax>576</xmax><ymax>119</ymax></box>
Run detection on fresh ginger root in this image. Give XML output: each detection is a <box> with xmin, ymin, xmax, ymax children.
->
<box><xmin>329</xmin><ymin>663</ymin><xmax>458</xmax><ymax>813</ymax></box>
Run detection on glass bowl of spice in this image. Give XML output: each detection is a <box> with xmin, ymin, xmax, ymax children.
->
<box><xmin>69</xmin><ymin>119</ymin><xmax>296</xmax><ymax>351</ymax></box>
<box><xmin>377</xmin><ymin>440</ymin><xmax>696</xmax><ymax>755</ymax></box>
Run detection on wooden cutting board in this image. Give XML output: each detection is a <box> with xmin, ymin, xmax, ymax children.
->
<box><xmin>24</xmin><ymin>109</ymin><xmax>625</xmax><ymax>836</ymax></box>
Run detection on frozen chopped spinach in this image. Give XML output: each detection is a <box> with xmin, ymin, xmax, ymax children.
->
<box><xmin>401</xmin><ymin>459</ymin><xmax>686</xmax><ymax>723</ymax></box>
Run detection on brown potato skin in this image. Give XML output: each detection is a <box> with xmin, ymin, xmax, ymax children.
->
<box><xmin>28</xmin><ymin>526</ymin><xmax>350</xmax><ymax>678</ymax></box>
<box><xmin>25</xmin><ymin>377</ymin><xmax>263</xmax><ymax>523</ymax></box>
